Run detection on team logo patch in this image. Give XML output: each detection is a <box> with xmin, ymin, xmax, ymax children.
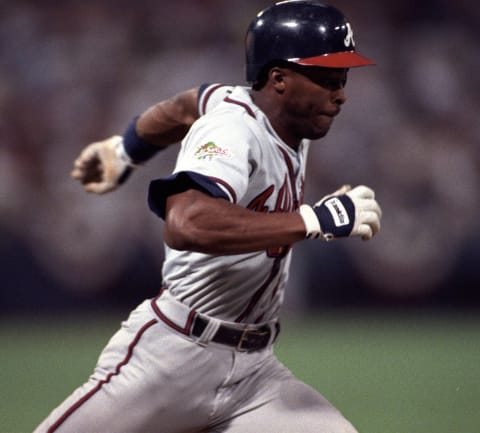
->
<box><xmin>194</xmin><ymin>141</ymin><xmax>232</xmax><ymax>161</ymax></box>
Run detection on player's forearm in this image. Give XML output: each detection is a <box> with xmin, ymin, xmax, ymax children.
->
<box><xmin>71</xmin><ymin>88</ymin><xmax>201</xmax><ymax>194</ymax></box>
<box><xmin>136</xmin><ymin>87</ymin><xmax>200</xmax><ymax>148</ymax></box>
<box><xmin>164</xmin><ymin>190</ymin><xmax>306</xmax><ymax>254</ymax></box>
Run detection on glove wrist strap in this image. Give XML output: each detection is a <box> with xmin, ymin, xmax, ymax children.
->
<box><xmin>314</xmin><ymin>195</ymin><xmax>355</xmax><ymax>239</ymax></box>
<box><xmin>299</xmin><ymin>205</ymin><xmax>322</xmax><ymax>239</ymax></box>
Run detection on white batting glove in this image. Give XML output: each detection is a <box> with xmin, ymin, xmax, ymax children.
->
<box><xmin>299</xmin><ymin>185</ymin><xmax>382</xmax><ymax>241</ymax></box>
<box><xmin>71</xmin><ymin>135</ymin><xmax>136</xmax><ymax>194</ymax></box>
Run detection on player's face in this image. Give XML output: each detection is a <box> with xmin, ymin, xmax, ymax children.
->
<box><xmin>282</xmin><ymin>66</ymin><xmax>348</xmax><ymax>141</ymax></box>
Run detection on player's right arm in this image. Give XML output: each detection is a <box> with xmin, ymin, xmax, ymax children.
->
<box><xmin>71</xmin><ymin>85</ymin><xmax>229</xmax><ymax>194</ymax></box>
<box><xmin>135</xmin><ymin>87</ymin><xmax>200</xmax><ymax>148</ymax></box>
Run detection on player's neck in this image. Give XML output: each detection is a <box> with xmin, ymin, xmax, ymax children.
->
<box><xmin>268</xmin><ymin>115</ymin><xmax>302</xmax><ymax>151</ymax></box>
<box><xmin>251</xmin><ymin>91</ymin><xmax>301</xmax><ymax>152</ymax></box>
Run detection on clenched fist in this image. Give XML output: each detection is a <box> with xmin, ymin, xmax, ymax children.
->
<box><xmin>299</xmin><ymin>184</ymin><xmax>382</xmax><ymax>241</ymax></box>
<box><xmin>71</xmin><ymin>136</ymin><xmax>134</xmax><ymax>194</ymax></box>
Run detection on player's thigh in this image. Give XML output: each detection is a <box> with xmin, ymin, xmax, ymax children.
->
<box><xmin>33</xmin><ymin>301</ymin><xmax>225</xmax><ymax>433</ymax></box>
<box><xmin>221</xmin><ymin>376</ymin><xmax>358</xmax><ymax>433</ymax></box>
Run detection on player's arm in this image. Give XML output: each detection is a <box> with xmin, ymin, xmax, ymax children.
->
<box><xmin>71</xmin><ymin>87</ymin><xmax>200</xmax><ymax>194</ymax></box>
<box><xmin>164</xmin><ymin>189</ymin><xmax>306</xmax><ymax>254</ymax></box>
<box><xmin>161</xmin><ymin>186</ymin><xmax>382</xmax><ymax>255</ymax></box>
<box><xmin>136</xmin><ymin>87</ymin><xmax>199</xmax><ymax>147</ymax></box>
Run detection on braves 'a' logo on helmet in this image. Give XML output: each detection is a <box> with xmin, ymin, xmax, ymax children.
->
<box><xmin>344</xmin><ymin>22</ymin><xmax>355</xmax><ymax>48</ymax></box>
<box><xmin>245</xmin><ymin>0</ymin><xmax>373</xmax><ymax>83</ymax></box>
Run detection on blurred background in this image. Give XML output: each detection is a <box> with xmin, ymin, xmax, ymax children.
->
<box><xmin>0</xmin><ymin>0</ymin><xmax>480</xmax><ymax>311</ymax></box>
<box><xmin>1</xmin><ymin>1</ymin><xmax>479</xmax><ymax>432</ymax></box>
<box><xmin>1</xmin><ymin>0</ymin><xmax>480</xmax><ymax>313</ymax></box>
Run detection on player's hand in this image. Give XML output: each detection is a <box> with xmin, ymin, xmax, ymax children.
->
<box><xmin>345</xmin><ymin>185</ymin><xmax>382</xmax><ymax>240</ymax></box>
<box><xmin>299</xmin><ymin>184</ymin><xmax>382</xmax><ymax>241</ymax></box>
<box><xmin>71</xmin><ymin>135</ymin><xmax>135</xmax><ymax>194</ymax></box>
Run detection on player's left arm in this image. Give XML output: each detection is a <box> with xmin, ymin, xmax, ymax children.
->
<box><xmin>150</xmin><ymin>178</ymin><xmax>381</xmax><ymax>255</ymax></box>
<box><xmin>163</xmin><ymin>189</ymin><xmax>307</xmax><ymax>254</ymax></box>
<box><xmin>161</xmin><ymin>185</ymin><xmax>381</xmax><ymax>255</ymax></box>
<box><xmin>71</xmin><ymin>87</ymin><xmax>201</xmax><ymax>194</ymax></box>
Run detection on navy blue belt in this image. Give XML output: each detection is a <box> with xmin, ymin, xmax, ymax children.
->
<box><xmin>191</xmin><ymin>316</ymin><xmax>280</xmax><ymax>352</ymax></box>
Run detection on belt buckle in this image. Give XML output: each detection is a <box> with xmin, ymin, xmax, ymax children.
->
<box><xmin>236</xmin><ymin>327</ymin><xmax>250</xmax><ymax>352</ymax></box>
<box><xmin>236</xmin><ymin>327</ymin><xmax>270</xmax><ymax>352</ymax></box>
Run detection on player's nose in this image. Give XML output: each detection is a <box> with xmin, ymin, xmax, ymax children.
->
<box><xmin>332</xmin><ymin>88</ymin><xmax>346</xmax><ymax>106</ymax></box>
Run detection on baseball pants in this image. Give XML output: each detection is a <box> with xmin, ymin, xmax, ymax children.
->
<box><xmin>33</xmin><ymin>293</ymin><xmax>358</xmax><ymax>433</ymax></box>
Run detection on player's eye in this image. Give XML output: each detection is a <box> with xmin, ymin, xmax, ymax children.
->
<box><xmin>294</xmin><ymin>65</ymin><xmax>348</xmax><ymax>91</ymax></box>
<box><xmin>317</xmin><ymin>76</ymin><xmax>347</xmax><ymax>91</ymax></box>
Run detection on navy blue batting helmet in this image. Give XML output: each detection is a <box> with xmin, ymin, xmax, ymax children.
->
<box><xmin>245</xmin><ymin>0</ymin><xmax>374</xmax><ymax>83</ymax></box>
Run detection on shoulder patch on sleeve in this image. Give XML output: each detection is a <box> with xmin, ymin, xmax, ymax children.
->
<box><xmin>194</xmin><ymin>141</ymin><xmax>232</xmax><ymax>161</ymax></box>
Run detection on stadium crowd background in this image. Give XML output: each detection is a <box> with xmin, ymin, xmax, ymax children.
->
<box><xmin>1</xmin><ymin>0</ymin><xmax>479</xmax><ymax>314</ymax></box>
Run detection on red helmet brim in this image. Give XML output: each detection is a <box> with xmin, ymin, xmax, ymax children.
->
<box><xmin>293</xmin><ymin>51</ymin><xmax>375</xmax><ymax>68</ymax></box>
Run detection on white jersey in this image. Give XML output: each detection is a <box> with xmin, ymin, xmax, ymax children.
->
<box><xmin>150</xmin><ymin>84</ymin><xmax>310</xmax><ymax>324</ymax></box>
<box><xmin>35</xmin><ymin>86</ymin><xmax>359</xmax><ymax>433</ymax></box>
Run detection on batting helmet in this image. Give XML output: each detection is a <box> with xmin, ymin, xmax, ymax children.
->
<box><xmin>245</xmin><ymin>0</ymin><xmax>374</xmax><ymax>83</ymax></box>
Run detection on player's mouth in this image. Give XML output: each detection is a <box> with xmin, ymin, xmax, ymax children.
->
<box><xmin>315</xmin><ymin>109</ymin><xmax>340</xmax><ymax>122</ymax></box>
<box><xmin>317</xmin><ymin>112</ymin><xmax>337</xmax><ymax>123</ymax></box>
<box><xmin>325</xmin><ymin>108</ymin><xmax>341</xmax><ymax>117</ymax></box>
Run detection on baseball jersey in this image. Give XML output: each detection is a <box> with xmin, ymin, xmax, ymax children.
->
<box><xmin>148</xmin><ymin>84</ymin><xmax>310</xmax><ymax>324</ymax></box>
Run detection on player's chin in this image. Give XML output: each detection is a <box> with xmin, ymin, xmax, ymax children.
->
<box><xmin>306</xmin><ymin>124</ymin><xmax>331</xmax><ymax>140</ymax></box>
<box><xmin>309</xmin><ymin>116</ymin><xmax>334</xmax><ymax>139</ymax></box>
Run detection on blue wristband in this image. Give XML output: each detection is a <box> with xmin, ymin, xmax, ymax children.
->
<box><xmin>122</xmin><ymin>116</ymin><xmax>160</xmax><ymax>163</ymax></box>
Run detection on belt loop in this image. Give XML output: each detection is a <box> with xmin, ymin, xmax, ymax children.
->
<box><xmin>195</xmin><ymin>316</ymin><xmax>221</xmax><ymax>346</ymax></box>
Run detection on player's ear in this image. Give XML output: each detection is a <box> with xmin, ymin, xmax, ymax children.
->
<box><xmin>269</xmin><ymin>67</ymin><xmax>287</xmax><ymax>94</ymax></box>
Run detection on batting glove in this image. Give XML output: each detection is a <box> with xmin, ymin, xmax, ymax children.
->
<box><xmin>299</xmin><ymin>185</ymin><xmax>382</xmax><ymax>241</ymax></box>
<box><xmin>71</xmin><ymin>135</ymin><xmax>135</xmax><ymax>194</ymax></box>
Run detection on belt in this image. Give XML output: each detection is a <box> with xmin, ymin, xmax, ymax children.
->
<box><xmin>151</xmin><ymin>290</ymin><xmax>279</xmax><ymax>352</ymax></box>
<box><xmin>191</xmin><ymin>316</ymin><xmax>280</xmax><ymax>352</ymax></box>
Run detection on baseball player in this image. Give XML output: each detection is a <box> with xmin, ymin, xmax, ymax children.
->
<box><xmin>35</xmin><ymin>2</ymin><xmax>382</xmax><ymax>433</ymax></box>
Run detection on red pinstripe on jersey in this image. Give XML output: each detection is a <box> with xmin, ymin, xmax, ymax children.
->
<box><xmin>235</xmin><ymin>145</ymin><xmax>301</xmax><ymax>322</ymax></box>
<box><xmin>224</xmin><ymin>96</ymin><xmax>256</xmax><ymax>119</ymax></box>
<box><xmin>235</xmin><ymin>257</ymin><xmax>282</xmax><ymax>323</ymax></box>
<box><xmin>208</xmin><ymin>176</ymin><xmax>237</xmax><ymax>204</ymax></box>
<box><xmin>276</xmin><ymin>145</ymin><xmax>300</xmax><ymax>210</ymax></box>
<box><xmin>200</xmin><ymin>84</ymin><xmax>226</xmax><ymax>115</ymax></box>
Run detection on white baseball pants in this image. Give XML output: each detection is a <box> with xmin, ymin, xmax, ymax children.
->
<box><xmin>33</xmin><ymin>295</ymin><xmax>358</xmax><ymax>433</ymax></box>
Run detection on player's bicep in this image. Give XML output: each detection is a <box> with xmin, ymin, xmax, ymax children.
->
<box><xmin>162</xmin><ymin>188</ymin><xmax>229</xmax><ymax>251</ymax></box>
<box><xmin>173</xmin><ymin>87</ymin><xmax>200</xmax><ymax>126</ymax></box>
<box><xmin>136</xmin><ymin>87</ymin><xmax>200</xmax><ymax>146</ymax></box>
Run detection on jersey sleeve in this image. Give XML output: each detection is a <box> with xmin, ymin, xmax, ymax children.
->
<box><xmin>197</xmin><ymin>84</ymin><xmax>233</xmax><ymax>116</ymax></box>
<box><xmin>148</xmin><ymin>108</ymin><xmax>259</xmax><ymax>220</ymax></box>
<box><xmin>148</xmin><ymin>171</ymin><xmax>230</xmax><ymax>220</ymax></box>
